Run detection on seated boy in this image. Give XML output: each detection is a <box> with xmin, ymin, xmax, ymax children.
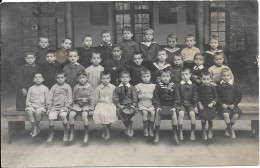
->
<box><xmin>217</xmin><ymin>68</ymin><xmax>242</xmax><ymax>139</ymax></box>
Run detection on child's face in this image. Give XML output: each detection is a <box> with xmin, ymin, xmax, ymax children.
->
<box><xmin>46</xmin><ymin>53</ymin><xmax>56</xmax><ymax>63</ymax></box>
<box><xmin>78</xmin><ymin>74</ymin><xmax>88</xmax><ymax>85</ymax></box>
<box><xmin>68</xmin><ymin>51</ymin><xmax>79</xmax><ymax>64</ymax></box>
<box><xmin>214</xmin><ymin>55</ymin><xmax>224</xmax><ymax>67</ymax></box>
<box><xmin>221</xmin><ymin>71</ymin><xmax>232</xmax><ymax>83</ymax></box>
<box><xmin>102</xmin><ymin>33</ymin><xmax>111</xmax><ymax>44</ymax></box>
<box><xmin>201</xmin><ymin>75</ymin><xmax>211</xmax><ymax>85</ymax></box>
<box><xmin>167</xmin><ymin>38</ymin><xmax>177</xmax><ymax>48</ymax></box>
<box><xmin>194</xmin><ymin>55</ymin><xmax>204</xmax><ymax>66</ymax></box>
<box><xmin>120</xmin><ymin>74</ymin><xmax>131</xmax><ymax>84</ymax></box>
<box><xmin>185</xmin><ymin>37</ymin><xmax>196</xmax><ymax>48</ymax></box>
<box><xmin>82</xmin><ymin>37</ymin><xmax>92</xmax><ymax>48</ymax></box>
<box><xmin>91</xmin><ymin>54</ymin><xmax>102</xmax><ymax>66</ymax></box>
<box><xmin>112</xmin><ymin>47</ymin><xmax>122</xmax><ymax>59</ymax></box>
<box><xmin>56</xmin><ymin>74</ymin><xmax>66</xmax><ymax>85</ymax></box>
<box><xmin>161</xmin><ymin>72</ymin><xmax>171</xmax><ymax>84</ymax></box>
<box><xmin>62</xmin><ymin>39</ymin><xmax>72</xmax><ymax>50</ymax></box>
<box><xmin>181</xmin><ymin>70</ymin><xmax>191</xmax><ymax>81</ymax></box>
<box><xmin>173</xmin><ymin>56</ymin><xmax>183</xmax><ymax>66</ymax></box>
<box><xmin>133</xmin><ymin>54</ymin><xmax>143</xmax><ymax>66</ymax></box>
<box><xmin>157</xmin><ymin>51</ymin><xmax>168</xmax><ymax>62</ymax></box>
<box><xmin>141</xmin><ymin>73</ymin><xmax>151</xmax><ymax>84</ymax></box>
<box><xmin>101</xmin><ymin>74</ymin><xmax>111</xmax><ymax>86</ymax></box>
<box><xmin>33</xmin><ymin>74</ymin><xmax>44</xmax><ymax>85</ymax></box>
<box><xmin>144</xmin><ymin>31</ymin><xmax>153</xmax><ymax>42</ymax></box>
<box><xmin>209</xmin><ymin>39</ymin><xmax>219</xmax><ymax>50</ymax></box>
<box><xmin>25</xmin><ymin>55</ymin><xmax>36</xmax><ymax>65</ymax></box>
<box><xmin>39</xmin><ymin>38</ymin><xmax>49</xmax><ymax>49</ymax></box>
<box><xmin>123</xmin><ymin>31</ymin><xmax>133</xmax><ymax>40</ymax></box>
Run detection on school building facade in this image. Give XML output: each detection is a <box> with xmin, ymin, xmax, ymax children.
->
<box><xmin>1</xmin><ymin>1</ymin><xmax>258</xmax><ymax>91</ymax></box>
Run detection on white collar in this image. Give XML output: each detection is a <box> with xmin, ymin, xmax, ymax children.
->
<box><xmin>78</xmin><ymin>82</ymin><xmax>91</xmax><ymax>89</ymax></box>
<box><xmin>220</xmin><ymin>80</ymin><xmax>233</xmax><ymax>85</ymax></box>
<box><xmin>180</xmin><ymin>80</ymin><xmax>192</xmax><ymax>85</ymax></box>
<box><xmin>153</xmin><ymin>62</ymin><xmax>171</xmax><ymax>70</ymax></box>
<box><xmin>141</xmin><ymin>41</ymin><xmax>157</xmax><ymax>47</ymax></box>
<box><xmin>100</xmin><ymin>83</ymin><xmax>112</xmax><ymax>88</ymax></box>
<box><xmin>164</xmin><ymin>47</ymin><xmax>180</xmax><ymax>53</ymax></box>
<box><xmin>71</xmin><ymin>62</ymin><xmax>80</xmax><ymax>66</ymax></box>
<box><xmin>205</xmin><ymin>50</ymin><xmax>223</xmax><ymax>55</ymax></box>
<box><xmin>119</xmin><ymin>83</ymin><xmax>131</xmax><ymax>88</ymax></box>
<box><xmin>193</xmin><ymin>65</ymin><xmax>204</xmax><ymax>70</ymax></box>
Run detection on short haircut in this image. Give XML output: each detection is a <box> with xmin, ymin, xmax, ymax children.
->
<box><xmin>46</xmin><ymin>50</ymin><xmax>56</xmax><ymax>56</ymax></box>
<box><xmin>214</xmin><ymin>52</ymin><xmax>224</xmax><ymax>58</ymax></box>
<box><xmin>34</xmin><ymin>72</ymin><xmax>43</xmax><ymax>78</ymax></box>
<box><xmin>82</xmin><ymin>34</ymin><xmax>92</xmax><ymax>41</ymax></box>
<box><xmin>39</xmin><ymin>37</ymin><xmax>49</xmax><ymax>42</ymax></box>
<box><xmin>100</xmin><ymin>70</ymin><xmax>111</xmax><ymax>78</ymax></box>
<box><xmin>209</xmin><ymin>35</ymin><xmax>219</xmax><ymax>42</ymax></box>
<box><xmin>158</xmin><ymin>49</ymin><xmax>168</xmax><ymax>56</ymax></box>
<box><xmin>56</xmin><ymin>71</ymin><xmax>67</xmax><ymax>78</ymax></box>
<box><xmin>185</xmin><ymin>34</ymin><xmax>195</xmax><ymax>41</ymax></box>
<box><xmin>101</xmin><ymin>30</ymin><xmax>111</xmax><ymax>36</ymax></box>
<box><xmin>133</xmin><ymin>52</ymin><xmax>143</xmax><ymax>58</ymax></box>
<box><xmin>141</xmin><ymin>69</ymin><xmax>151</xmax><ymax>76</ymax></box>
<box><xmin>144</xmin><ymin>28</ymin><xmax>154</xmax><ymax>35</ymax></box>
<box><xmin>62</xmin><ymin>37</ymin><xmax>72</xmax><ymax>43</ymax></box>
<box><xmin>201</xmin><ymin>71</ymin><xmax>211</xmax><ymax>78</ymax></box>
<box><xmin>24</xmin><ymin>52</ymin><xmax>36</xmax><ymax>58</ymax></box>
<box><xmin>68</xmin><ymin>49</ymin><xmax>78</xmax><ymax>56</ymax></box>
<box><xmin>76</xmin><ymin>70</ymin><xmax>88</xmax><ymax>78</ymax></box>
<box><xmin>112</xmin><ymin>44</ymin><xmax>122</xmax><ymax>50</ymax></box>
<box><xmin>167</xmin><ymin>34</ymin><xmax>178</xmax><ymax>42</ymax></box>
<box><xmin>221</xmin><ymin>68</ymin><xmax>231</xmax><ymax>75</ymax></box>
<box><xmin>181</xmin><ymin>68</ymin><xmax>191</xmax><ymax>74</ymax></box>
<box><xmin>119</xmin><ymin>70</ymin><xmax>130</xmax><ymax>78</ymax></box>
<box><xmin>194</xmin><ymin>53</ymin><xmax>205</xmax><ymax>61</ymax></box>
<box><xmin>158</xmin><ymin>68</ymin><xmax>172</xmax><ymax>77</ymax></box>
<box><xmin>122</xmin><ymin>26</ymin><xmax>133</xmax><ymax>33</ymax></box>
<box><xmin>174</xmin><ymin>54</ymin><xmax>184</xmax><ymax>60</ymax></box>
<box><xmin>91</xmin><ymin>51</ymin><xmax>101</xmax><ymax>58</ymax></box>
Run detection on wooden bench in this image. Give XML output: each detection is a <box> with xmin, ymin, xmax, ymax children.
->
<box><xmin>2</xmin><ymin>103</ymin><xmax>259</xmax><ymax>143</ymax></box>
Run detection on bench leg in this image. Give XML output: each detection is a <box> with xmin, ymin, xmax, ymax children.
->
<box><xmin>251</xmin><ymin>120</ymin><xmax>259</xmax><ymax>136</ymax></box>
<box><xmin>8</xmin><ymin>121</ymin><xmax>25</xmax><ymax>144</ymax></box>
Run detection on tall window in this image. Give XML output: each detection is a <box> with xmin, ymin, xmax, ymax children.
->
<box><xmin>114</xmin><ymin>2</ymin><xmax>152</xmax><ymax>43</ymax></box>
<box><xmin>210</xmin><ymin>2</ymin><xmax>226</xmax><ymax>47</ymax></box>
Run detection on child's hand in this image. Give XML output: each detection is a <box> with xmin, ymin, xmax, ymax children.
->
<box><xmin>199</xmin><ymin>104</ymin><xmax>204</xmax><ymax>110</ymax></box>
<box><xmin>22</xmin><ymin>88</ymin><xmax>27</xmax><ymax>96</ymax></box>
<box><xmin>46</xmin><ymin>110</ymin><xmax>50</xmax><ymax>115</ymax></box>
<box><xmin>222</xmin><ymin>104</ymin><xmax>228</xmax><ymax>108</ymax></box>
<box><xmin>194</xmin><ymin>107</ymin><xmax>198</xmax><ymax>113</ymax></box>
<box><xmin>177</xmin><ymin>106</ymin><xmax>181</xmax><ymax>111</ymax></box>
<box><xmin>229</xmin><ymin>104</ymin><xmax>235</xmax><ymax>109</ymax></box>
<box><xmin>62</xmin><ymin>107</ymin><xmax>69</xmax><ymax>112</ymax></box>
<box><xmin>210</xmin><ymin>82</ymin><xmax>217</xmax><ymax>86</ymax></box>
<box><xmin>112</xmin><ymin>67</ymin><xmax>117</xmax><ymax>71</ymax></box>
<box><xmin>156</xmin><ymin>108</ymin><xmax>161</xmax><ymax>113</ymax></box>
<box><xmin>208</xmin><ymin>103</ymin><xmax>214</xmax><ymax>108</ymax></box>
<box><xmin>170</xmin><ymin>108</ymin><xmax>176</xmax><ymax>113</ymax></box>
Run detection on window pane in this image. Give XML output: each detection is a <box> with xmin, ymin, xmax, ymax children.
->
<box><xmin>135</xmin><ymin>14</ymin><xmax>143</xmax><ymax>23</ymax></box>
<box><xmin>135</xmin><ymin>34</ymin><xmax>143</xmax><ymax>43</ymax></box>
<box><xmin>142</xmin><ymin>5</ymin><xmax>150</xmax><ymax>9</ymax></box>
<box><xmin>116</xmin><ymin>14</ymin><xmax>123</xmax><ymax>24</ymax></box>
<box><xmin>219</xmin><ymin>32</ymin><xmax>225</xmax><ymax>41</ymax></box>
<box><xmin>143</xmin><ymin>14</ymin><xmax>149</xmax><ymax>23</ymax></box>
<box><xmin>123</xmin><ymin>2</ymin><xmax>130</xmax><ymax>10</ymax></box>
<box><xmin>219</xmin><ymin>22</ymin><xmax>226</xmax><ymax>31</ymax></box>
<box><xmin>218</xmin><ymin>12</ymin><xmax>225</xmax><ymax>21</ymax></box>
<box><xmin>124</xmin><ymin>14</ymin><xmax>131</xmax><ymax>23</ymax></box>
<box><xmin>116</xmin><ymin>3</ymin><xmax>123</xmax><ymax>10</ymax></box>
<box><xmin>211</xmin><ymin>32</ymin><xmax>218</xmax><ymax>36</ymax></box>
<box><xmin>134</xmin><ymin>5</ymin><xmax>142</xmax><ymax>9</ymax></box>
<box><xmin>211</xmin><ymin>2</ymin><xmax>218</xmax><ymax>7</ymax></box>
<box><xmin>123</xmin><ymin>23</ymin><xmax>131</xmax><ymax>27</ymax></box>
<box><xmin>143</xmin><ymin>24</ymin><xmax>149</xmax><ymax>29</ymax></box>
<box><xmin>211</xmin><ymin>12</ymin><xmax>218</xmax><ymax>21</ymax></box>
<box><xmin>135</xmin><ymin>24</ymin><xmax>143</xmax><ymax>33</ymax></box>
<box><xmin>211</xmin><ymin>22</ymin><xmax>218</xmax><ymax>31</ymax></box>
<box><xmin>218</xmin><ymin>2</ymin><xmax>225</xmax><ymax>7</ymax></box>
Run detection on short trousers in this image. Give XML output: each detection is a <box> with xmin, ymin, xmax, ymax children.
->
<box><xmin>199</xmin><ymin>105</ymin><xmax>217</xmax><ymax>120</ymax></box>
<box><xmin>220</xmin><ymin>106</ymin><xmax>242</xmax><ymax>117</ymax></box>
<box><xmin>49</xmin><ymin>107</ymin><xmax>68</xmax><ymax>120</ymax></box>
<box><xmin>158</xmin><ymin>106</ymin><xmax>174</xmax><ymax>116</ymax></box>
<box><xmin>179</xmin><ymin>104</ymin><xmax>195</xmax><ymax>114</ymax></box>
<box><xmin>117</xmin><ymin>108</ymin><xmax>135</xmax><ymax>123</ymax></box>
<box><xmin>26</xmin><ymin>106</ymin><xmax>46</xmax><ymax>115</ymax></box>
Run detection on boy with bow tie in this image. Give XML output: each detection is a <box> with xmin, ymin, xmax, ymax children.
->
<box><xmin>217</xmin><ymin>68</ymin><xmax>242</xmax><ymax>139</ymax></box>
<box><xmin>177</xmin><ymin>68</ymin><xmax>198</xmax><ymax>141</ymax></box>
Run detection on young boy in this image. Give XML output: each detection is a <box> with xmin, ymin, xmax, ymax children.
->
<box><xmin>41</xmin><ymin>50</ymin><xmax>62</xmax><ymax>89</ymax></box>
<box><xmin>104</xmin><ymin>44</ymin><xmax>128</xmax><ymax>86</ymax></box>
<box><xmin>96</xmin><ymin>30</ymin><xmax>113</xmax><ymax>62</ymax></box>
<box><xmin>181</xmin><ymin>34</ymin><xmax>200</xmax><ymax>70</ymax></box>
<box><xmin>46</xmin><ymin>71</ymin><xmax>72</xmax><ymax>142</ymax></box>
<box><xmin>172</xmin><ymin>54</ymin><xmax>184</xmax><ymax>83</ymax></box>
<box><xmin>197</xmin><ymin>71</ymin><xmax>218</xmax><ymax>140</ymax></box>
<box><xmin>118</xmin><ymin>26</ymin><xmax>140</xmax><ymax>61</ymax></box>
<box><xmin>85</xmin><ymin>52</ymin><xmax>104</xmax><ymax>89</ymax></box>
<box><xmin>26</xmin><ymin>73</ymin><xmax>49</xmax><ymax>137</ymax></box>
<box><xmin>55</xmin><ymin>38</ymin><xmax>72</xmax><ymax>68</ymax></box>
<box><xmin>36</xmin><ymin>37</ymin><xmax>50</xmax><ymax>65</ymax></box>
<box><xmin>217</xmin><ymin>68</ymin><xmax>242</xmax><ymax>139</ymax></box>
<box><xmin>63</xmin><ymin>50</ymin><xmax>85</xmax><ymax>89</ymax></box>
<box><xmin>125</xmin><ymin>52</ymin><xmax>146</xmax><ymax>85</ymax></box>
<box><xmin>16</xmin><ymin>53</ymin><xmax>41</xmax><ymax>111</ymax></box>
<box><xmin>78</xmin><ymin>34</ymin><xmax>95</xmax><ymax>68</ymax></box>
<box><xmin>177</xmin><ymin>68</ymin><xmax>198</xmax><ymax>141</ymax></box>
<box><xmin>153</xmin><ymin>69</ymin><xmax>180</xmax><ymax>144</ymax></box>
<box><xmin>208</xmin><ymin>52</ymin><xmax>234</xmax><ymax>84</ymax></box>
<box><xmin>164</xmin><ymin>34</ymin><xmax>181</xmax><ymax>64</ymax></box>
<box><xmin>69</xmin><ymin>70</ymin><xmax>95</xmax><ymax>144</ymax></box>
<box><xmin>204</xmin><ymin>35</ymin><xmax>228</xmax><ymax>69</ymax></box>
<box><xmin>139</xmin><ymin>28</ymin><xmax>160</xmax><ymax>69</ymax></box>
<box><xmin>113</xmin><ymin>71</ymin><xmax>138</xmax><ymax>138</ymax></box>
<box><xmin>191</xmin><ymin>53</ymin><xmax>207</xmax><ymax>85</ymax></box>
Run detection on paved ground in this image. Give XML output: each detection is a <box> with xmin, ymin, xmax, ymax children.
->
<box><xmin>1</xmin><ymin>87</ymin><xmax>259</xmax><ymax>167</ymax></box>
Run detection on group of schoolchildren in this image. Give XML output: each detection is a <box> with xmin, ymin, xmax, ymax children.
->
<box><xmin>16</xmin><ymin>26</ymin><xmax>242</xmax><ymax>145</ymax></box>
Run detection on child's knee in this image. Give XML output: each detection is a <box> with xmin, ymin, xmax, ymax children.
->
<box><xmin>60</xmin><ymin>112</ymin><xmax>68</xmax><ymax>120</ymax></box>
<box><xmin>82</xmin><ymin>111</ymin><xmax>89</xmax><ymax>120</ymax></box>
<box><xmin>142</xmin><ymin>110</ymin><xmax>148</xmax><ymax>116</ymax></box>
<box><xmin>69</xmin><ymin>111</ymin><xmax>77</xmax><ymax>118</ymax></box>
<box><xmin>189</xmin><ymin>111</ymin><xmax>195</xmax><ymax>117</ymax></box>
<box><xmin>27</xmin><ymin>110</ymin><xmax>34</xmax><ymax>116</ymax></box>
<box><xmin>179</xmin><ymin>111</ymin><xmax>185</xmax><ymax>118</ymax></box>
<box><xmin>223</xmin><ymin>113</ymin><xmax>230</xmax><ymax>119</ymax></box>
<box><xmin>233</xmin><ymin>114</ymin><xmax>239</xmax><ymax>118</ymax></box>
<box><xmin>35</xmin><ymin>109</ymin><xmax>42</xmax><ymax>116</ymax></box>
